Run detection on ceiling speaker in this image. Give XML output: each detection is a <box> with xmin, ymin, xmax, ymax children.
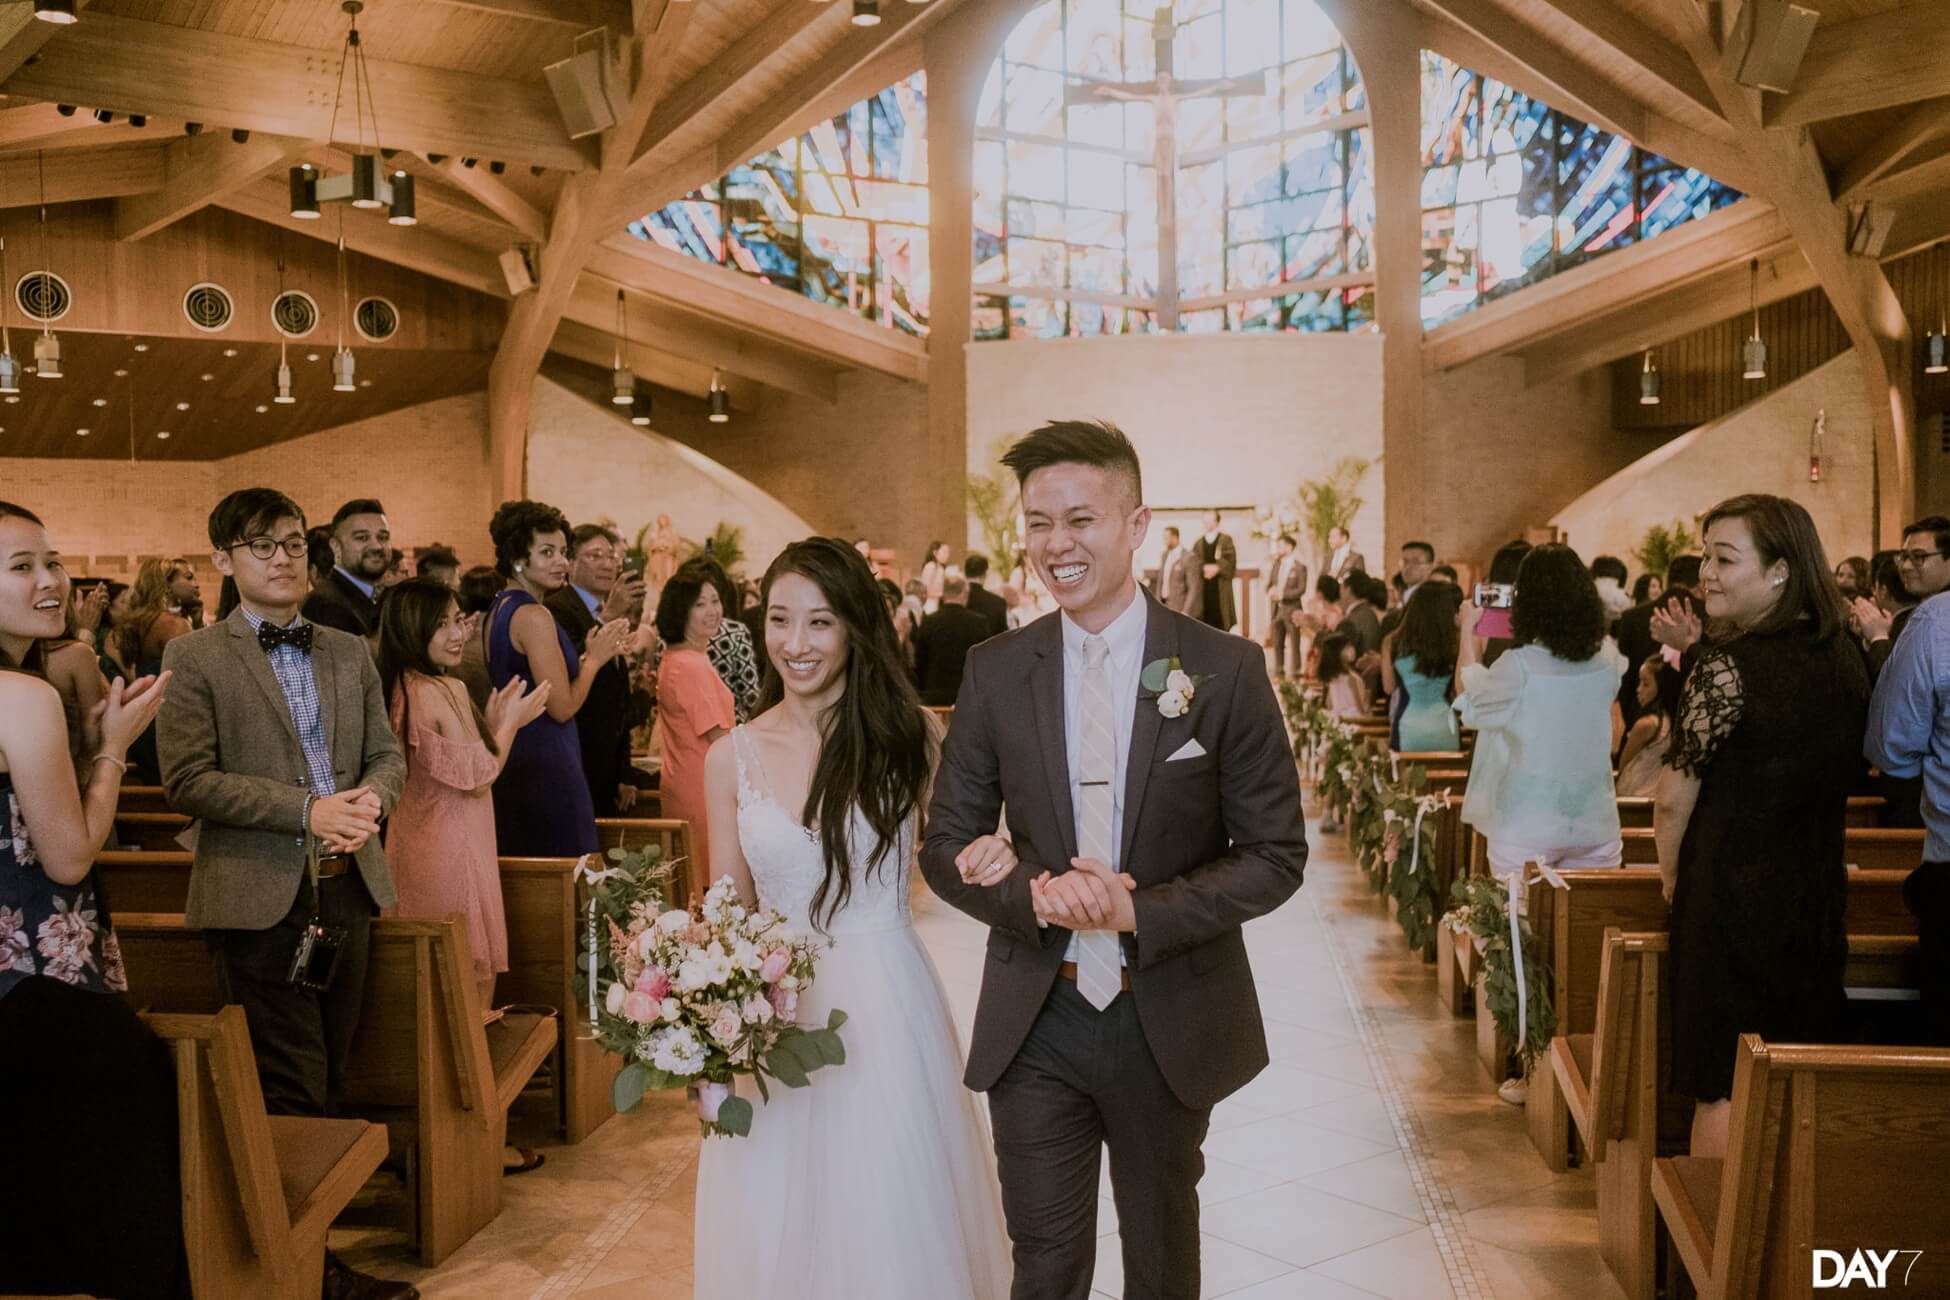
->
<box><xmin>272</xmin><ymin>289</ymin><xmax>320</xmax><ymax>338</ymax></box>
<box><xmin>354</xmin><ymin>296</ymin><xmax>399</xmax><ymax>342</ymax></box>
<box><xmin>543</xmin><ymin>30</ymin><xmax>625</xmax><ymax>138</ymax></box>
<box><xmin>1720</xmin><ymin>0</ymin><xmax>1820</xmax><ymax>93</ymax></box>
<box><xmin>182</xmin><ymin>282</ymin><xmax>234</xmax><ymax>332</ymax></box>
<box><xmin>15</xmin><ymin>270</ymin><xmax>70</xmax><ymax>324</ymax></box>
<box><xmin>500</xmin><ymin>245</ymin><xmax>537</xmax><ymax>296</ymax></box>
<box><xmin>1847</xmin><ymin>203</ymin><xmax>1893</xmax><ymax>258</ymax></box>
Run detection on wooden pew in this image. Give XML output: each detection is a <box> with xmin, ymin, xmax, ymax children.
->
<box><xmin>117</xmin><ymin>913</ymin><xmax>557</xmax><ymax>1266</ymax></box>
<box><xmin>143</xmin><ymin>1006</ymin><xmax>388</xmax><ymax>1300</ymax></box>
<box><xmin>114</xmin><ymin>811</ymin><xmax>193</xmax><ymax>851</ymax></box>
<box><xmin>95</xmin><ymin>849</ymin><xmax>194</xmax><ymax>913</ymax></box>
<box><xmin>593</xmin><ymin>816</ymin><xmax>694</xmax><ymax>910</ymax></box>
<box><xmin>117</xmin><ymin>783</ymin><xmax>171</xmax><ymax>813</ymax></box>
<box><xmin>1614</xmin><ymin>795</ymin><xmax>1885</xmax><ymax>829</ymax></box>
<box><xmin>1652</xmin><ymin>1035</ymin><xmax>1950</xmax><ymax>1300</ymax></box>
<box><xmin>497</xmin><ymin>855</ymin><xmax>627</xmax><ymax>1146</ymax></box>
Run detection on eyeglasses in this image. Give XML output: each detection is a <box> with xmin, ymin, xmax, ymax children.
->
<box><xmin>227</xmin><ymin>535</ymin><xmax>309</xmax><ymax>561</ymax></box>
<box><xmin>1898</xmin><ymin>549</ymin><xmax>1947</xmax><ymax>566</ymax></box>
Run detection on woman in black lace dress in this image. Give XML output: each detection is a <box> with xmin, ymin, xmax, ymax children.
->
<box><xmin>1654</xmin><ymin>494</ymin><xmax>1867</xmax><ymax>1158</ymax></box>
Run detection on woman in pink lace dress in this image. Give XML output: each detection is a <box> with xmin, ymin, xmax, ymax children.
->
<box><xmin>376</xmin><ymin>579</ymin><xmax>549</xmax><ymax>1005</ymax></box>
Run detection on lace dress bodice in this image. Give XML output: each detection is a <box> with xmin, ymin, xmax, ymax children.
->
<box><xmin>729</xmin><ymin>726</ymin><xmax>912</xmax><ymax>939</ymax></box>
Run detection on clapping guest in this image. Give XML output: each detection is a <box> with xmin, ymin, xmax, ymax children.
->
<box><xmin>0</xmin><ymin>501</ymin><xmax>187</xmax><ymax>1300</ymax></box>
<box><xmin>485</xmin><ymin>501</ymin><xmax>631</xmax><ymax>858</ymax></box>
<box><xmin>656</xmin><ymin>563</ymin><xmax>737</xmax><ymax>895</ymax></box>
<box><xmin>1657</xmin><ymin>495</ymin><xmax>1865</xmax><ymax>1158</ymax></box>
<box><xmin>1855</xmin><ymin>549</ymin><xmax>1916</xmax><ymax>675</ymax></box>
<box><xmin>546</xmin><ymin>525</ymin><xmax>648</xmax><ymax>816</ymax></box>
<box><xmin>302</xmin><ymin>498</ymin><xmax>391</xmax><ymax>636</ymax></box>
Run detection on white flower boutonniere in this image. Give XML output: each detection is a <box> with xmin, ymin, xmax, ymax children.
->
<box><xmin>1140</xmin><ymin>656</ymin><xmax>1214</xmax><ymax>719</ymax></box>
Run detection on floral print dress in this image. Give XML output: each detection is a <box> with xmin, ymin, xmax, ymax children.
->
<box><xmin>0</xmin><ymin>771</ymin><xmax>125</xmax><ymax>998</ymax></box>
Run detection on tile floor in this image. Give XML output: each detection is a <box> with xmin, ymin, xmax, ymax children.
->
<box><xmin>339</xmin><ymin>821</ymin><xmax>1626</xmax><ymax>1299</ymax></box>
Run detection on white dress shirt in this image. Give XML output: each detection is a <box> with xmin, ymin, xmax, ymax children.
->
<box><xmin>1329</xmin><ymin>544</ymin><xmax>1350</xmax><ymax>574</ymax></box>
<box><xmin>1059</xmin><ymin>589</ymin><xmax>1147</xmax><ymax>963</ymax></box>
<box><xmin>1159</xmin><ymin>545</ymin><xmax>1183</xmax><ymax>590</ymax></box>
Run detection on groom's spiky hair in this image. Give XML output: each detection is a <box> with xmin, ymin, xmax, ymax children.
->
<box><xmin>1000</xmin><ymin>419</ymin><xmax>1143</xmax><ymax>511</ymax></box>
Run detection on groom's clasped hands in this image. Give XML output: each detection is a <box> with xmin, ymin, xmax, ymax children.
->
<box><xmin>953</xmin><ymin>835</ymin><xmax>1136</xmax><ymax>931</ymax></box>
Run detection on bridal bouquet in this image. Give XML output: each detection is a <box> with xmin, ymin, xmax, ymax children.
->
<box><xmin>581</xmin><ymin>850</ymin><xmax>847</xmax><ymax>1138</ymax></box>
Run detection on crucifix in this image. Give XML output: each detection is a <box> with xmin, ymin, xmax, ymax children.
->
<box><xmin>1066</xmin><ymin>6</ymin><xmax>1272</xmax><ymax>329</ymax></box>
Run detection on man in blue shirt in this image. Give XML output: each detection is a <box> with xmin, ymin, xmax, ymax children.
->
<box><xmin>1865</xmin><ymin>587</ymin><xmax>1950</xmax><ymax>1044</ymax></box>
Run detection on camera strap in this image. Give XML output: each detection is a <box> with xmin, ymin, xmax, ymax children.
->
<box><xmin>302</xmin><ymin>804</ymin><xmax>325</xmax><ymax>926</ymax></box>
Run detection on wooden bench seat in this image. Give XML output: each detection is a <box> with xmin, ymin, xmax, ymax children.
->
<box><xmin>1651</xmin><ymin>1036</ymin><xmax>1950</xmax><ymax>1299</ymax></box>
<box><xmin>119</xmin><ymin>913</ymin><xmax>556</xmax><ymax>1266</ymax></box>
<box><xmin>114</xmin><ymin>811</ymin><xmax>193</xmax><ymax>851</ymax></box>
<box><xmin>1614</xmin><ymin>794</ymin><xmax>1885</xmax><ymax>830</ymax></box>
<box><xmin>143</xmin><ymin>1006</ymin><xmax>388</xmax><ymax>1300</ymax></box>
<box><xmin>592</xmin><ymin>817</ymin><xmax>694</xmax><ymax>909</ymax></box>
<box><xmin>117</xmin><ymin>783</ymin><xmax>171</xmax><ymax>813</ymax></box>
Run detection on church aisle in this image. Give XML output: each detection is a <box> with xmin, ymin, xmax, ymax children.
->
<box><xmin>338</xmin><ymin>821</ymin><xmax>1623</xmax><ymax>1299</ymax></box>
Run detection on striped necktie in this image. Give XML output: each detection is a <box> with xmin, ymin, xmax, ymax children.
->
<box><xmin>1074</xmin><ymin>635</ymin><xmax>1124</xmax><ymax>1011</ymax></box>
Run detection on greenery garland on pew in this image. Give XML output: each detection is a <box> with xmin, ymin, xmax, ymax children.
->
<box><xmin>1369</xmin><ymin>771</ymin><xmax>1447</xmax><ymax>953</ymax></box>
<box><xmin>1441</xmin><ymin>876</ymin><xmax>1557</xmax><ymax>1068</ymax></box>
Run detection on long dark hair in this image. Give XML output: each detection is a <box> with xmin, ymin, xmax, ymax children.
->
<box><xmin>756</xmin><ymin>538</ymin><xmax>931</xmax><ymax>930</ymax></box>
<box><xmin>1511</xmin><ymin>543</ymin><xmax>1606</xmax><ymax>662</ymax></box>
<box><xmin>1396</xmin><ymin>581</ymin><xmax>1462</xmax><ymax>680</ymax></box>
<box><xmin>376</xmin><ymin>578</ymin><xmax>498</xmax><ymax>755</ymax></box>
<box><xmin>0</xmin><ymin>500</ymin><xmax>46</xmax><ymax>672</ymax></box>
<box><xmin>1315</xmin><ymin>631</ymin><xmax>1354</xmax><ymax>684</ymax></box>
<box><xmin>1700</xmin><ymin>493</ymin><xmax>1848</xmax><ymax>641</ymax></box>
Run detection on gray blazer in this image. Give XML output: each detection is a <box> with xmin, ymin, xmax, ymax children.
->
<box><xmin>157</xmin><ymin>608</ymin><xmax>406</xmax><ymax>930</ymax></box>
<box><xmin>1161</xmin><ymin>548</ymin><xmax>1199</xmax><ymax>617</ymax></box>
<box><xmin>1268</xmin><ymin>555</ymin><xmax>1310</xmax><ymax>613</ymax></box>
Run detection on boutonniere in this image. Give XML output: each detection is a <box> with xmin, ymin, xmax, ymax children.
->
<box><xmin>1139</xmin><ymin>656</ymin><xmax>1214</xmax><ymax>719</ymax></box>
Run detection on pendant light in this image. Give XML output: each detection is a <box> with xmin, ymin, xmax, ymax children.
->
<box><xmin>31</xmin><ymin>152</ymin><xmax>58</xmax><ymax>380</ymax></box>
<box><xmin>1638</xmin><ymin>349</ymin><xmax>1660</xmax><ymax>406</ymax></box>
<box><xmin>32</xmin><ymin>0</ymin><xmax>77</xmax><ymax>24</ymax></box>
<box><xmin>287</xmin><ymin>3</ymin><xmax>415</xmax><ymax>225</ymax></box>
<box><xmin>332</xmin><ymin>218</ymin><xmax>356</xmax><ymax>392</ymax></box>
<box><xmin>610</xmin><ymin>289</ymin><xmax>634</xmax><ymax>405</ymax></box>
<box><xmin>1928</xmin><ymin>243</ymin><xmax>1948</xmax><ymax>376</ymax></box>
<box><xmin>851</xmin><ymin>0</ymin><xmax>881</xmax><ymax>25</ymax></box>
<box><xmin>1809</xmin><ymin>408</ymin><xmax>1825</xmax><ymax>483</ymax></box>
<box><xmin>630</xmin><ymin>384</ymin><xmax>653</xmax><ymax>426</ymax></box>
<box><xmin>708</xmin><ymin>369</ymin><xmax>730</xmax><ymax>423</ymax></box>
<box><xmin>273</xmin><ymin>250</ymin><xmax>297</xmax><ymax>404</ymax></box>
<box><xmin>0</xmin><ymin>177</ymin><xmax>16</xmax><ymax>395</ymax></box>
<box><xmin>1741</xmin><ymin>257</ymin><xmax>1767</xmax><ymax>380</ymax></box>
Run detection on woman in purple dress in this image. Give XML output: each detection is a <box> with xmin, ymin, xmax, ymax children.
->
<box><xmin>484</xmin><ymin>500</ymin><xmax>631</xmax><ymax>857</ymax></box>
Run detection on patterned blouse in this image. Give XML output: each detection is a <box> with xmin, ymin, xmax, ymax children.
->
<box><xmin>0</xmin><ymin>772</ymin><xmax>125</xmax><ymax>999</ymax></box>
<box><xmin>646</xmin><ymin>620</ymin><xmax>763</xmax><ymax>725</ymax></box>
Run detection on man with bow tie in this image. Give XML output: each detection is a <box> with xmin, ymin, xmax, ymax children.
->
<box><xmin>157</xmin><ymin>487</ymin><xmax>413</xmax><ymax>1300</ymax></box>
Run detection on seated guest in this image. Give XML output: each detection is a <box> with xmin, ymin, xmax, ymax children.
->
<box><xmin>1614</xmin><ymin>655</ymin><xmax>1680</xmax><ymax>797</ymax></box>
<box><xmin>546</xmin><ymin>524</ymin><xmax>647</xmax><ymax>817</ymax></box>
<box><xmin>913</xmin><ymin>574</ymin><xmax>991</xmax><ymax>707</ymax></box>
<box><xmin>963</xmin><ymin>553</ymin><xmax>1009</xmax><ymax>637</ymax></box>
<box><xmin>454</xmin><ymin>564</ymin><xmax>502</xmax><ymax>711</ymax></box>
<box><xmin>302</xmin><ymin>497</ymin><xmax>392</xmax><ymax>636</ymax></box>
<box><xmin>0</xmin><ymin>501</ymin><xmax>187</xmax><ymax>1300</ymax></box>
<box><xmin>656</xmin><ymin>562</ymin><xmax>737</xmax><ymax>895</ymax></box>
<box><xmin>1381</xmin><ymin>582</ymin><xmax>1462</xmax><ymax>752</ymax></box>
<box><xmin>1660</xmin><ymin>495</ymin><xmax>1864</xmax><ymax>1158</ymax></box>
<box><xmin>155</xmin><ymin>488</ymin><xmax>415</xmax><ymax>1300</ymax></box>
<box><xmin>415</xmin><ymin>543</ymin><xmax>460</xmax><ymax>589</ymax></box>
<box><xmin>485</xmin><ymin>501</ymin><xmax>630</xmax><ymax>858</ymax></box>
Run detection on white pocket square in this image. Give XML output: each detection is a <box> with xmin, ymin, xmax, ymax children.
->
<box><xmin>1166</xmin><ymin>738</ymin><xmax>1207</xmax><ymax>762</ymax></box>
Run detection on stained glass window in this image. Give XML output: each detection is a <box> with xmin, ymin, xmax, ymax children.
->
<box><xmin>973</xmin><ymin>0</ymin><xmax>1375</xmax><ymax>340</ymax></box>
<box><xmin>628</xmin><ymin>74</ymin><xmax>930</xmax><ymax>335</ymax></box>
<box><xmin>1419</xmin><ymin>53</ymin><xmax>1741</xmax><ymax>327</ymax></box>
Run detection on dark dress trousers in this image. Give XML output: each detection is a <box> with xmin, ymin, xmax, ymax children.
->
<box><xmin>923</xmin><ymin>596</ymin><xmax>1306</xmax><ymax>1299</ymax></box>
<box><xmin>912</xmin><ymin>601</ymin><xmax>996</xmax><ymax>707</ymax></box>
<box><xmin>301</xmin><ymin>567</ymin><xmax>380</xmax><ymax>638</ymax></box>
<box><xmin>545</xmin><ymin>587</ymin><xmax>644</xmax><ymax>818</ymax></box>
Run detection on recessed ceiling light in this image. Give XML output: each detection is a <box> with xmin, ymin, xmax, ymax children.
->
<box><xmin>255</xmin><ymin>404</ymin><xmax>268</xmax><ymax>413</ymax></box>
<box><xmin>358</xmin><ymin>378</ymin><xmax>371</xmax><ymax>388</ymax></box>
<box><xmin>199</xmin><ymin>373</ymin><xmax>214</xmax><ymax>382</ymax></box>
<box><xmin>3</xmin><ymin>396</ymin><xmax>17</xmax><ymax>405</ymax></box>
<box><xmin>113</xmin><ymin>368</ymin><xmax>128</xmax><ymax>377</ymax></box>
<box><xmin>75</xmin><ymin>427</ymin><xmax>89</xmax><ymax>437</ymax></box>
<box><xmin>90</xmin><ymin>397</ymin><xmax>107</xmax><ymax>407</ymax></box>
<box><xmin>306</xmin><ymin>352</ymin><xmax>321</xmax><ymax>362</ymax></box>
<box><xmin>222</xmin><ymin>348</ymin><xmax>237</xmax><ymax>357</ymax></box>
<box><xmin>133</xmin><ymin>343</ymin><xmax>149</xmax><ymax>352</ymax></box>
<box><xmin>155</xmin><ymin>430</ymin><xmax>171</xmax><ymax>440</ymax></box>
<box><xmin>174</xmin><ymin>401</ymin><xmax>190</xmax><ymax>411</ymax></box>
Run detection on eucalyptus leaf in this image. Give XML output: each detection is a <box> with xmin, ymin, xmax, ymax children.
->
<box><xmin>827</xmin><ymin>1008</ymin><xmax>848</xmax><ymax>1031</ymax></box>
<box><xmin>812</xmin><ymin>1030</ymin><xmax>845</xmax><ymax>1066</ymax></box>
<box><xmin>1139</xmin><ymin>659</ymin><xmax>1171</xmax><ymax>694</ymax></box>
<box><xmin>766</xmin><ymin>1049</ymin><xmax>810</xmax><ymax>1088</ymax></box>
<box><xmin>784</xmin><ymin>1032</ymin><xmax>826</xmax><ymax>1073</ymax></box>
<box><xmin>611</xmin><ymin>1062</ymin><xmax>649</xmax><ymax>1113</ymax></box>
<box><xmin>607</xmin><ymin>847</ymin><xmax>626</xmax><ymax>861</ymax></box>
<box><xmin>716</xmin><ymin>1096</ymin><xmax>753</xmax><ymax>1137</ymax></box>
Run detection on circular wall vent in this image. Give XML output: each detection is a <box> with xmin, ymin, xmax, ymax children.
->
<box><xmin>182</xmin><ymin>282</ymin><xmax>234</xmax><ymax>332</ymax></box>
<box><xmin>272</xmin><ymin>290</ymin><xmax>319</xmax><ymax>339</ymax></box>
<box><xmin>354</xmin><ymin>296</ymin><xmax>399</xmax><ymax>342</ymax></box>
<box><xmin>15</xmin><ymin>271</ymin><xmax>70</xmax><ymax>324</ymax></box>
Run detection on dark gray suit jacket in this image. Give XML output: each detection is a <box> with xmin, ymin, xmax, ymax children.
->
<box><xmin>157</xmin><ymin>608</ymin><xmax>406</xmax><ymax>930</ymax></box>
<box><xmin>921</xmin><ymin>594</ymin><xmax>1306</xmax><ymax>1108</ymax></box>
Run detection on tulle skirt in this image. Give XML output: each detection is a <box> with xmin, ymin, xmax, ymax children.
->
<box><xmin>693</xmin><ymin>921</ymin><xmax>1012</xmax><ymax>1299</ymax></box>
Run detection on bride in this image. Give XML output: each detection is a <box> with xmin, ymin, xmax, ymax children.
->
<box><xmin>693</xmin><ymin>538</ymin><xmax>1013</xmax><ymax>1298</ymax></box>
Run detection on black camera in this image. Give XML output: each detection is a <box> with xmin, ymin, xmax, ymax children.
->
<box><xmin>286</xmin><ymin>919</ymin><xmax>347</xmax><ymax>992</ymax></box>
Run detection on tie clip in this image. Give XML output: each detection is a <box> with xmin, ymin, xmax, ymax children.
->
<box><xmin>1079</xmin><ymin>779</ymin><xmax>1111</xmax><ymax>787</ymax></box>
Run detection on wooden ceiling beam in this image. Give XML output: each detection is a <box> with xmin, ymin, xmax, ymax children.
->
<box><xmin>3</xmin><ymin>13</ymin><xmax>591</xmax><ymax>172</ymax></box>
<box><xmin>427</xmin><ymin>0</ymin><xmax>631</xmax><ymax>28</ymax></box>
<box><xmin>0</xmin><ymin>102</ymin><xmax>180</xmax><ymax>154</ymax></box>
<box><xmin>1521</xmin><ymin>242</ymin><xmax>1813</xmax><ymax>386</ymax></box>
<box><xmin>1673</xmin><ymin>0</ymin><xmax>1915</xmax><ymax>536</ymax></box>
<box><xmin>0</xmin><ymin>0</ymin><xmax>89</xmax><ymax>84</ymax></box>
<box><xmin>1416</xmin><ymin>6</ymin><xmax>1761</xmax><ymax>195</ymax></box>
<box><xmin>630</xmin><ymin>0</ymin><xmax>837</xmax><ymax>167</ymax></box>
<box><xmin>0</xmin><ymin>142</ymin><xmax>164</xmax><ymax>205</ymax></box>
<box><xmin>1425</xmin><ymin>198</ymin><xmax>1789</xmax><ymax>371</ymax></box>
<box><xmin>114</xmin><ymin>132</ymin><xmax>308</xmax><ymax>242</ymax></box>
<box><xmin>1771</xmin><ymin>6</ymin><xmax>1950</xmax><ymax>128</ymax></box>
<box><xmin>1833</xmin><ymin>98</ymin><xmax>1950</xmax><ymax>203</ymax></box>
<box><xmin>588</xmin><ymin>235</ymin><xmax>927</xmax><ymax>382</ymax></box>
<box><xmin>406</xmin><ymin>153</ymin><xmax>548</xmax><ymax>243</ymax></box>
<box><xmin>1526</xmin><ymin>0</ymin><xmax>1720</xmax><ymax>122</ymax></box>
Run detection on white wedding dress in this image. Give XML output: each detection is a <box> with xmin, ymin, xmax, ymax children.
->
<box><xmin>692</xmin><ymin>727</ymin><xmax>1012</xmax><ymax>1298</ymax></box>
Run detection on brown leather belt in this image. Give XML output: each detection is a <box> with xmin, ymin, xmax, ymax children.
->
<box><xmin>315</xmin><ymin>854</ymin><xmax>354</xmax><ymax>878</ymax></box>
<box><xmin>1058</xmin><ymin>960</ymin><xmax>1131</xmax><ymax>992</ymax></box>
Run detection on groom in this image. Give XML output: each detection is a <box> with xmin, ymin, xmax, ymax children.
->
<box><xmin>923</xmin><ymin>420</ymin><xmax>1307</xmax><ymax>1299</ymax></box>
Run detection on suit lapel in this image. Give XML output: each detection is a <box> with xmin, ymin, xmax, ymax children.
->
<box><xmin>1120</xmin><ymin>597</ymin><xmax>1177</xmax><ymax>859</ymax></box>
<box><xmin>225</xmin><ymin>610</ymin><xmax>305</xmax><ymax>754</ymax></box>
<box><xmin>313</xmin><ymin>626</ymin><xmax>342</xmax><ymax>771</ymax></box>
<box><xmin>1027</xmin><ymin>618</ymin><xmax>1078</xmax><ymax>863</ymax></box>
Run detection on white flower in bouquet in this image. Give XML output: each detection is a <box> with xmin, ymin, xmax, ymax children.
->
<box><xmin>605</xmin><ymin>982</ymin><xmax>628</xmax><ymax>1016</ymax></box>
<box><xmin>731</xmin><ymin>938</ymin><xmax>761</xmax><ymax>972</ymax></box>
<box><xmin>657</xmin><ymin>909</ymin><xmax>692</xmax><ymax>934</ymax></box>
<box><xmin>676</xmin><ymin>956</ymin><xmax>713</xmax><ymax>993</ymax></box>
<box><xmin>659</xmin><ymin>996</ymin><xmax>681</xmax><ymax>1022</ymax></box>
<box><xmin>648</xmin><ymin>1025</ymin><xmax>707</xmax><ymax>1076</ymax></box>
